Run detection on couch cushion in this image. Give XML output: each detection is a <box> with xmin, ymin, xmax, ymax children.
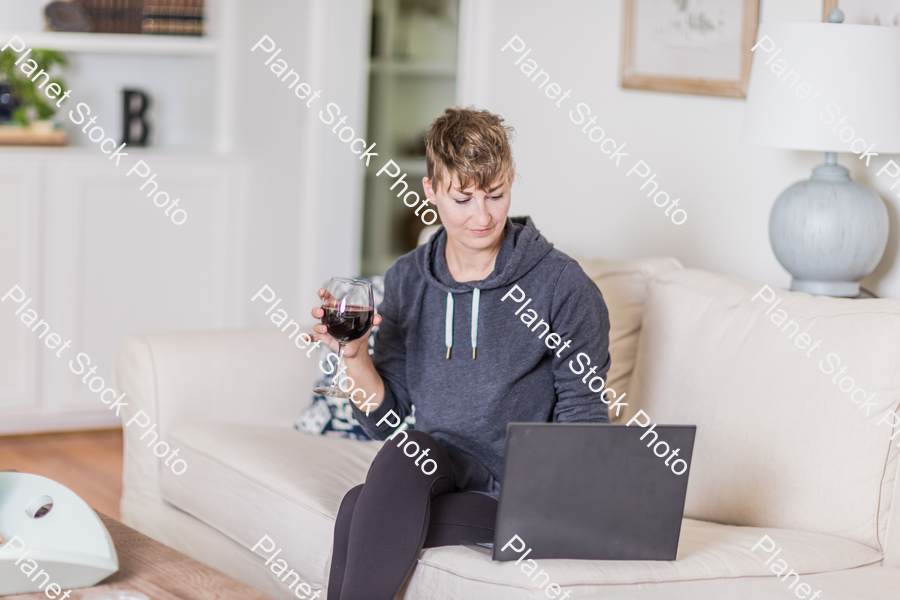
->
<box><xmin>402</xmin><ymin>519</ymin><xmax>882</xmax><ymax>599</ymax></box>
<box><xmin>159</xmin><ymin>423</ymin><xmax>382</xmax><ymax>588</ymax></box>
<box><xmin>575</xmin><ymin>257</ymin><xmax>683</xmax><ymax>423</ymax></box>
<box><xmin>628</xmin><ymin>269</ymin><xmax>900</xmax><ymax>550</ymax></box>
<box><xmin>162</xmin><ymin>423</ymin><xmax>882</xmax><ymax>599</ymax></box>
<box><xmin>574</xmin><ymin>565</ymin><xmax>900</xmax><ymax>599</ymax></box>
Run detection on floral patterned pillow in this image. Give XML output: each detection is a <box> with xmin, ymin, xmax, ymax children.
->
<box><xmin>294</xmin><ymin>275</ymin><xmax>415</xmax><ymax>440</ymax></box>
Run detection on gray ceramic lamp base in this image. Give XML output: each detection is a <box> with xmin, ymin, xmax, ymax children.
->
<box><xmin>769</xmin><ymin>161</ymin><xmax>888</xmax><ymax>297</ymax></box>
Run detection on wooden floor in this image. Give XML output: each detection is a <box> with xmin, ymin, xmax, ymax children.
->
<box><xmin>0</xmin><ymin>428</ymin><xmax>123</xmax><ymax>519</ymax></box>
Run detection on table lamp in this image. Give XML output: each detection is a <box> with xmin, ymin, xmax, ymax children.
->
<box><xmin>741</xmin><ymin>12</ymin><xmax>900</xmax><ymax>296</ymax></box>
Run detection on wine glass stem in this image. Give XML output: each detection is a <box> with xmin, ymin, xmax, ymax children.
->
<box><xmin>334</xmin><ymin>343</ymin><xmax>346</xmax><ymax>391</ymax></box>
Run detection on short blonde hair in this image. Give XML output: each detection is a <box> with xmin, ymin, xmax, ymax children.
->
<box><xmin>425</xmin><ymin>107</ymin><xmax>515</xmax><ymax>193</ymax></box>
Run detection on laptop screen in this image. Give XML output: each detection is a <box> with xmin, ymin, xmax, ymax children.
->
<box><xmin>493</xmin><ymin>423</ymin><xmax>696</xmax><ymax>561</ymax></box>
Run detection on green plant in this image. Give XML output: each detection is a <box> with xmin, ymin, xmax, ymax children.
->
<box><xmin>0</xmin><ymin>48</ymin><xmax>68</xmax><ymax>126</ymax></box>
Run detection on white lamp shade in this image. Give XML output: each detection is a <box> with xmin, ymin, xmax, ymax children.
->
<box><xmin>742</xmin><ymin>23</ymin><xmax>900</xmax><ymax>153</ymax></box>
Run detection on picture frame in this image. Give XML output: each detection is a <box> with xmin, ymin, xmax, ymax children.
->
<box><xmin>822</xmin><ymin>0</ymin><xmax>900</xmax><ymax>25</ymax></box>
<box><xmin>621</xmin><ymin>0</ymin><xmax>760</xmax><ymax>98</ymax></box>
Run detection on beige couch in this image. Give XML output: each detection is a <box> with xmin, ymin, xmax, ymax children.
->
<box><xmin>114</xmin><ymin>257</ymin><xmax>900</xmax><ymax>599</ymax></box>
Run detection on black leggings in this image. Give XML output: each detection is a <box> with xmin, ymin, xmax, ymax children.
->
<box><xmin>327</xmin><ymin>430</ymin><xmax>497</xmax><ymax>600</ymax></box>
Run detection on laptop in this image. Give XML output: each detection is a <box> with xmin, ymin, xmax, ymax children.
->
<box><xmin>488</xmin><ymin>422</ymin><xmax>696</xmax><ymax>561</ymax></box>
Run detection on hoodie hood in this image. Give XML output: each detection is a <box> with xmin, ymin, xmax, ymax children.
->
<box><xmin>416</xmin><ymin>216</ymin><xmax>555</xmax><ymax>360</ymax></box>
<box><xmin>416</xmin><ymin>216</ymin><xmax>555</xmax><ymax>293</ymax></box>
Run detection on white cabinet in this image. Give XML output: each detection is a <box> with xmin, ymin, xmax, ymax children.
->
<box><xmin>0</xmin><ymin>150</ymin><xmax>247</xmax><ymax>434</ymax></box>
<box><xmin>0</xmin><ymin>160</ymin><xmax>42</xmax><ymax>415</ymax></box>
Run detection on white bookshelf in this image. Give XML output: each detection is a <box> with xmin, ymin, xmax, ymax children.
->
<box><xmin>0</xmin><ymin>0</ymin><xmax>235</xmax><ymax>152</ymax></box>
<box><xmin>0</xmin><ymin>31</ymin><xmax>219</xmax><ymax>55</ymax></box>
<box><xmin>0</xmin><ymin>0</ymin><xmax>381</xmax><ymax>435</ymax></box>
<box><xmin>0</xmin><ymin>0</ymin><xmax>248</xmax><ymax>434</ymax></box>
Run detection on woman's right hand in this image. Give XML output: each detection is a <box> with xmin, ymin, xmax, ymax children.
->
<box><xmin>309</xmin><ymin>287</ymin><xmax>382</xmax><ymax>360</ymax></box>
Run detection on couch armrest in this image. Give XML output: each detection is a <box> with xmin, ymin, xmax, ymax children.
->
<box><xmin>887</xmin><ymin>444</ymin><xmax>900</xmax><ymax>567</ymax></box>
<box><xmin>113</xmin><ymin>328</ymin><xmax>320</xmax><ymax>512</ymax></box>
<box><xmin>114</xmin><ymin>328</ymin><xmax>319</xmax><ymax>432</ymax></box>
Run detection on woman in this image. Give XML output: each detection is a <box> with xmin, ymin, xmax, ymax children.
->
<box><xmin>311</xmin><ymin>107</ymin><xmax>611</xmax><ymax>600</ymax></box>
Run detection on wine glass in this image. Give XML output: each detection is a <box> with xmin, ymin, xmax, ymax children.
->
<box><xmin>313</xmin><ymin>277</ymin><xmax>375</xmax><ymax>398</ymax></box>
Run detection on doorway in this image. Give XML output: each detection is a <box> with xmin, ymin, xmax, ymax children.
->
<box><xmin>361</xmin><ymin>0</ymin><xmax>460</xmax><ymax>276</ymax></box>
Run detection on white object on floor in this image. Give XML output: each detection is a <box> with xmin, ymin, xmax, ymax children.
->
<box><xmin>0</xmin><ymin>472</ymin><xmax>118</xmax><ymax>596</ymax></box>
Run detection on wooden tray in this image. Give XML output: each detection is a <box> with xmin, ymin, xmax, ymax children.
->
<box><xmin>0</xmin><ymin>125</ymin><xmax>67</xmax><ymax>146</ymax></box>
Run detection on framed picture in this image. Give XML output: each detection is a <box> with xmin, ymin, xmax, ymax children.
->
<box><xmin>823</xmin><ymin>0</ymin><xmax>900</xmax><ymax>25</ymax></box>
<box><xmin>621</xmin><ymin>0</ymin><xmax>760</xmax><ymax>98</ymax></box>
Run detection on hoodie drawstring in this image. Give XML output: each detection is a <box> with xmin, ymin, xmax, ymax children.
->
<box><xmin>445</xmin><ymin>289</ymin><xmax>480</xmax><ymax>359</ymax></box>
<box><xmin>445</xmin><ymin>292</ymin><xmax>454</xmax><ymax>359</ymax></box>
<box><xmin>471</xmin><ymin>288</ymin><xmax>480</xmax><ymax>359</ymax></box>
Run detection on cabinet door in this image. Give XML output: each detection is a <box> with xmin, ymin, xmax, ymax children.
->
<box><xmin>40</xmin><ymin>155</ymin><xmax>246</xmax><ymax>421</ymax></box>
<box><xmin>0</xmin><ymin>159</ymin><xmax>41</xmax><ymax>426</ymax></box>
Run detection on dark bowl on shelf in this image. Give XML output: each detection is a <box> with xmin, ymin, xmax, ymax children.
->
<box><xmin>45</xmin><ymin>1</ymin><xmax>92</xmax><ymax>32</ymax></box>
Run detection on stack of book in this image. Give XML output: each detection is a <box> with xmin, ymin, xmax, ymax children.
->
<box><xmin>141</xmin><ymin>0</ymin><xmax>204</xmax><ymax>35</ymax></box>
<box><xmin>77</xmin><ymin>0</ymin><xmax>143</xmax><ymax>33</ymax></box>
<box><xmin>76</xmin><ymin>0</ymin><xmax>204</xmax><ymax>36</ymax></box>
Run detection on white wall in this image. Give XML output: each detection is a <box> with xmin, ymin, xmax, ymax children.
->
<box><xmin>457</xmin><ymin>0</ymin><xmax>900</xmax><ymax>298</ymax></box>
<box><xmin>0</xmin><ymin>0</ymin><xmax>46</xmax><ymax>31</ymax></box>
<box><xmin>232</xmin><ymin>0</ymin><xmax>371</xmax><ymax>325</ymax></box>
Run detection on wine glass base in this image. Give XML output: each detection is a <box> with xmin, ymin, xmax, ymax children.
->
<box><xmin>313</xmin><ymin>386</ymin><xmax>353</xmax><ymax>399</ymax></box>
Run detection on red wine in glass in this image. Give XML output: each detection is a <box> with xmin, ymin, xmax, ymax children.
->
<box><xmin>321</xmin><ymin>306</ymin><xmax>374</xmax><ymax>343</ymax></box>
<box><xmin>313</xmin><ymin>278</ymin><xmax>375</xmax><ymax>398</ymax></box>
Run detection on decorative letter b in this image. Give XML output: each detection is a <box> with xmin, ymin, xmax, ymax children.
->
<box><xmin>122</xmin><ymin>89</ymin><xmax>150</xmax><ymax>146</ymax></box>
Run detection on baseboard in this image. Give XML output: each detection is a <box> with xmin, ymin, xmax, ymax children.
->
<box><xmin>0</xmin><ymin>412</ymin><xmax>121</xmax><ymax>435</ymax></box>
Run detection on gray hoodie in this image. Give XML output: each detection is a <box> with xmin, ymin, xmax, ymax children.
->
<box><xmin>352</xmin><ymin>216</ymin><xmax>611</xmax><ymax>498</ymax></box>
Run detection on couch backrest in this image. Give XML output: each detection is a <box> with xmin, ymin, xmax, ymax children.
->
<box><xmin>576</xmin><ymin>256</ymin><xmax>683</xmax><ymax>423</ymax></box>
<box><xmin>628</xmin><ymin>269</ymin><xmax>900</xmax><ymax>551</ymax></box>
